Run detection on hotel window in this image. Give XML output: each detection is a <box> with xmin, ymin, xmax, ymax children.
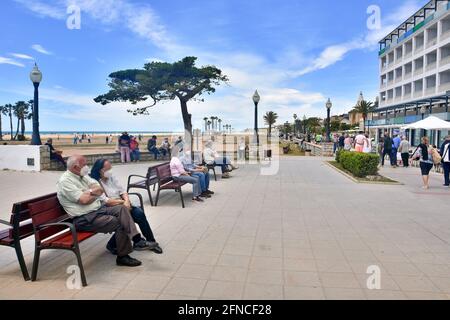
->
<box><xmin>426</xmin><ymin>50</ymin><xmax>437</xmax><ymax>71</ymax></box>
<box><xmin>426</xmin><ymin>23</ymin><xmax>438</xmax><ymax>47</ymax></box>
<box><xmin>440</xmin><ymin>44</ymin><xmax>450</xmax><ymax>66</ymax></box>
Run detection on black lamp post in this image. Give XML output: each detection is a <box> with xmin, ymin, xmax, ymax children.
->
<box><xmin>30</xmin><ymin>63</ymin><xmax>42</xmax><ymax>145</ymax></box>
<box><xmin>326</xmin><ymin>98</ymin><xmax>332</xmax><ymax>142</ymax></box>
<box><xmin>253</xmin><ymin>90</ymin><xmax>260</xmax><ymax>145</ymax></box>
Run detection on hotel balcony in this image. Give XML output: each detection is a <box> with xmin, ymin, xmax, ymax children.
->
<box><xmin>414</xmin><ymin>67</ymin><xmax>424</xmax><ymax>76</ymax></box>
<box><xmin>440</xmin><ymin>44</ymin><xmax>450</xmax><ymax>67</ymax></box>
<box><xmin>426</xmin><ymin>61</ymin><xmax>437</xmax><ymax>72</ymax></box>
<box><xmin>441</xmin><ymin>16</ymin><xmax>450</xmax><ymax>41</ymax></box>
<box><xmin>426</xmin><ymin>24</ymin><xmax>438</xmax><ymax>48</ymax></box>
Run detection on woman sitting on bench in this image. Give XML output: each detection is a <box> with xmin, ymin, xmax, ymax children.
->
<box><xmin>90</xmin><ymin>159</ymin><xmax>163</xmax><ymax>254</ymax></box>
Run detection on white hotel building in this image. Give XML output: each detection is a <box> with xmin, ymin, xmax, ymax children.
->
<box><xmin>372</xmin><ymin>0</ymin><xmax>450</xmax><ymax>146</ymax></box>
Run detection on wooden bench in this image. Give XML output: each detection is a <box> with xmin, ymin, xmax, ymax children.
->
<box><xmin>0</xmin><ymin>194</ymin><xmax>60</xmax><ymax>281</ymax></box>
<box><xmin>27</xmin><ymin>195</ymin><xmax>96</xmax><ymax>287</ymax></box>
<box><xmin>154</xmin><ymin>163</ymin><xmax>187</xmax><ymax>208</ymax></box>
<box><xmin>127</xmin><ymin>162</ymin><xmax>169</xmax><ymax>206</ymax></box>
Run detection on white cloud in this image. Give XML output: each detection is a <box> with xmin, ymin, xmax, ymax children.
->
<box><xmin>31</xmin><ymin>44</ymin><xmax>53</xmax><ymax>55</ymax></box>
<box><xmin>0</xmin><ymin>57</ymin><xmax>25</xmax><ymax>67</ymax></box>
<box><xmin>13</xmin><ymin>0</ymin><xmax>66</xmax><ymax>19</ymax></box>
<box><xmin>293</xmin><ymin>0</ymin><xmax>423</xmax><ymax>76</ymax></box>
<box><xmin>10</xmin><ymin>53</ymin><xmax>34</xmax><ymax>60</ymax></box>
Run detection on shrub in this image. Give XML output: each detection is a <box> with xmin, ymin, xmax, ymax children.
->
<box><xmin>335</xmin><ymin>149</ymin><xmax>342</xmax><ymax>162</ymax></box>
<box><xmin>337</xmin><ymin>151</ymin><xmax>379</xmax><ymax>178</ymax></box>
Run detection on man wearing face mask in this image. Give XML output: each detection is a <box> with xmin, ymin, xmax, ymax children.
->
<box><xmin>56</xmin><ymin>155</ymin><xmax>142</xmax><ymax>267</ymax></box>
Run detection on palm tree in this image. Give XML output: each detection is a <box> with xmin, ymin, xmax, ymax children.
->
<box><xmin>13</xmin><ymin>101</ymin><xmax>32</xmax><ymax>140</ymax></box>
<box><xmin>207</xmin><ymin>120</ymin><xmax>212</xmax><ymax>132</ymax></box>
<box><xmin>353</xmin><ymin>99</ymin><xmax>375</xmax><ymax>133</ymax></box>
<box><xmin>3</xmin><ymin>104</ymin><xmax>14</xmax><ymax>140</ymax></box>
<box><xmin>304</xmin><ymin>117</ymin><xmax>321</xmax><ymax>134</ymax></box>
<box><xmin>203</xmin><ymin>117</ymin><xmax>208</xmax><ymax>133</ymax></box>
<box><xmin>0</xmin><ymin>104</ymin><xmax>4</xmax><ymax>141</ymax></box>
<box><xmin>263</xmin><ymin>111</ymin><xmax>278</xmax><ymax>137</ymax></box>
<box><xmin>218</xmin><ymin>119</ymin><xmax>222</xmax><ymax>132</ymax></box>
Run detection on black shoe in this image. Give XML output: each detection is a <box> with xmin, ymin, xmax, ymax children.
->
<box><xmin>193</xmin><ymin>197</ymin><xmax>204</xmax><ymax>202</ymax></box>
<box><xmin>206</xmin><ymin>190</ymin><xmax>215</xmax><ymax>195</ymax></box>
<box><xmin>150</xmin><ymin>245</ymin><xmax>164</xmax><ymax>254</ymax></box>
<box><xmin>106</xmin><ymin>242</ymin><xmax>117</xmax><ymax>255</ymax></box>
<box><xmin>200</xmin><ymin>192</ymin><xmax>211</xmax><ymax>198</ymax></box>
<box><xmin>116</xmin><ymin>255</ymin><xmax>142</xmax><ymax>267</ymax></box>
<box><xmin>133</xmin><ymin>239</ymin><xmax>159</xmax><ymax>251</ymax></box>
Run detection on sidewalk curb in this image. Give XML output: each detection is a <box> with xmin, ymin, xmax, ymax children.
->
<box><xmin>324</xmin><ymin>161</ymin><xmax>403</xmax><ymax>186</ymax></box>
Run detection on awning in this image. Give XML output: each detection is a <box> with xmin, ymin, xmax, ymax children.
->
<box><xmin>401</xmin><ymin>116</ymin><xmax>450</xmax><ymax>130</ymax></box>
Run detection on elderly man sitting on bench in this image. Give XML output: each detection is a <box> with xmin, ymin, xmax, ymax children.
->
<box><xmin>56</xmin><ymin>155</ymin><xmax>142</xmax><ymax>267</ymax></box>
<box><xmin>179</xmin><ymin>149</ymin><xmax>214</xmax><ymax>198</ymax></box>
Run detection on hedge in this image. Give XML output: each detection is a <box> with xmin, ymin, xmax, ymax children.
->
<box><xmin>336</xmin><ymin>150</ymin><xmax>379</xmax><ymax>178</ymax></box>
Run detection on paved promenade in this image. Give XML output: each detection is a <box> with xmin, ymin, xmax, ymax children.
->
<box><xmin>1</xmin><ymin>157</ymin><xmax>450</xmax><ymax>300</ymax></box>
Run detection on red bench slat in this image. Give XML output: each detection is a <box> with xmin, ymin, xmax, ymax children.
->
<box><xmin>41</xmin><ymin>231</ymin><xmax>95</xmax><ymax>249</ymax></box>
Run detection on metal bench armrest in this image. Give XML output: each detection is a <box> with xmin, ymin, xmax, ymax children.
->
<box><xmin>128</xmin><ymin>193</ymin><xmax>144</xmax><ymax>211</ymax></box>
<box><xmin>0</xmin><ymin>219</ymin><xmax>12</xmax><ymax>227</ymax></box>
<box><xmin>38</xmin><ymin>221</ymin><xmax>79</xmax><ymax>245</ymax></box>
<box><xmin>127</xmin><ymin>174</ymin><xmax>148</xmax><ymax>186</ymax></box>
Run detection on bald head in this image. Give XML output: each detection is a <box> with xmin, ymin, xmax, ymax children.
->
<box><xmin>67</xmin><ymin>155</ymin><xmax>87</xmax><ymax>176</ymax></box>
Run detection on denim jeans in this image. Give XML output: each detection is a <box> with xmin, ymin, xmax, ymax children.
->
<box><xmin>214</xmin><ymin>156</ymin><xmax>231</xmax><ymax>173</ymax></box>
<box><xmin>131</xmin><ymin>149</ymin><xmax>141</xmax><ymax>161</ymax></box>
<box><xmin>391</xmin><ymin>148</ymin><xmax>398</xmax><ymax>166</ymax></box>
<box><xmin>191</xmin><ymin>172</ymin><xmax>209</xmax><ymax>192</ymax></box>
<box><xmin>173</xmin><ymin>175</ymin><xmax>201</xmax><ymax>197</ymax></box>
<box><xmin>444</xmin><ymin>162</ymin><xmax>450</xmax><ymax>186</ymax></box>
<box><xmin>107</xmin><ymin>206</ymin><xmax>156</xmax><ymax>250</ymax></box>
<box><xmin>148</xmin><ymin>146</ymin><xmax>160</xmax><ymax>160</ymax></box>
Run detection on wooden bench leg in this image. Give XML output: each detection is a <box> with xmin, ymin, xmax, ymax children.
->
<box><xmin>178</xmin><ymin>188</ymin><xmax>185</xmax><ymax>208</ymax></box>
<box><xmin>213</xmin><ymin>168</ymin><xmax>217</xmax><ymax>181</ymax></box>
<box><xmin>13</xmin><ymin>240</ymin><xmax>30</xmax><ymax>281</ymax></box>
<box><xmin>31</xmin><ymin>247</ymin><xmax>41</xmax><ymax>282</ymax></box>
<box><xmin>155</xmin><ymin>186</ymin><xmax>161</xmax><ymax>207</ymax></box>
<box><xmin>73</xmin><ymin>247</ymin><xmax>88</xmax><ymax>287</ymax></box>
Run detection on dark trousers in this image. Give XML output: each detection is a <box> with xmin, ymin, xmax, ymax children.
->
<box><xmin>444</xmin><ymin>162</ymin><xmax>450</xmax><ymax>186</ymax></box>
<box><xmin>107</xmin><ymin>206</ymin><xmax>156</xmax><ymax>250</ymax></box>
<box><xmin>51</xmin><ymin>154</ymin><xmax>67</xmax><ymax>169</ymax></box>
<box><xmin>391</xmin><ymin>148</ymin><xmax>398</xmax><ymax>166</ymax></box>
<box><xmin>148</xmin><ymin>147</ymin><xmax>160</xmax><ymax>160</ymax></box>
<box><xmin>73</xmin><ymin>205</ymin><xmax>139</xmax><ymax>257</ymax></box>
<box><xmin>401</xmin><ymin>153</ymin><xmax>410</xmax><ymax>167</ymax></box>
<box><xmin>381</xmin><ymin>149</ymin><xmax>392</xmax><ymax>166</ymax></box>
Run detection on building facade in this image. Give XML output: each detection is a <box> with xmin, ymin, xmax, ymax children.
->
<box><xmin>371</xmin><ymin>0</ymin><xmax>450</xmax><ymax>146</ymax></box>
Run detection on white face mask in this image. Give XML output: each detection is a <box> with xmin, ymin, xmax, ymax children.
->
<box><xmin>103</xmin><ymin>170</ymin><xmax>113</xmax><ymax>179</ymax></box>
<box><xmin>79</xmin><ymin>165</ymin><xmax>90</xmax><ymax>177</ymax></box>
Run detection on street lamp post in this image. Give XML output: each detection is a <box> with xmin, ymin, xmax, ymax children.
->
<box><xmin>253</xmin><ymin>90</ymin><xmax>260</xmax><ymax>146</ymax></box>
<box><xmin>326</xmin><ymin>98</ymin><xmax>332</xmax><ymax>143</ymax></box>
<box><xmin>30</xmin><ymin>63</ymin><xmax>42</xmax><ymax>145</ymax></box>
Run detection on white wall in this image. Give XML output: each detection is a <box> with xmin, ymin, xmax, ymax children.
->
<box><xmin>0</xmin><ymin>145</ymin><xmax>41</xmax><ymax>172</ymax></box>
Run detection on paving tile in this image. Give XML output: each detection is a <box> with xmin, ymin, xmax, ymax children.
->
<box><xmin>217</xmin><ymin>255</ymin><xmax>251</xmax><ymax>268</ymax></box>
<box><xmin>243</xmin><ymin>283</ymin><xmax>284</xmax><ymax>300</ymax></box>
<box><xmin>319</xmin><ymin>272</ymin><xmax>360</xmax><ymax>289</ymax></box>
<box><xmin>210</xmin><ymin>266</ymin><xmax>248</xmax><ymax>282</ymax></box>
<box><xmin>163</xmin><ymin>277</ymin><xmax>207</xmax><ymax>297</ymax></box>
<box><xmin>392</xmin><ymin>275</ymin><xmax>440</xmax><ymax>293</ymax></box>
<box><xmin>175</xmin><ymin>264</ymin><xmax>214</xmax><ymax>280</ymax></box>
<box><xmin>324</xmin><ymin>288</ymin><xmax>367</xmax><ymax>300</ymax></box>
<box><xmin>125</xmin><ymin>275</ymin><xmax>171</xmax><ymax>293</ymax></box>
<box><xmin>284</xmin><ymin>286</ymin><xmax>325</xmax><ymax>300</ymax></box>
<box><xmin>247</xmin><ymin>269</ymin><xmax>284</xmax><ymax>285</ymax></box>
<box><xmin>284</xmin><ymin>271</ymin><xmax>321</xmax><ymax>287</ymax></box>
<box><xmin>202</xmin><ymin>280</ymin><xmax>245</xmax><ymax>299</ymax></box>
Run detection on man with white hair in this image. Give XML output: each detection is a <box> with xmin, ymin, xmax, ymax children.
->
<box><xmin>56</xmin><ymin>155</ymin><xmax>142</xmax><ymax>267</ymax></box>
<box><xmin>180</xmin><ymin>149</ymin><xmax>214</xmax><ymax>198</ymax></box>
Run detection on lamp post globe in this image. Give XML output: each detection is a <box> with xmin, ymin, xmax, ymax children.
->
<box><xmin>325</xmin><ymin>98</ymin><xmax>332</xmax><ymax>142</ymax></box>
<box><xmin>30</xmin><ymin>63</ymin><xmax>42</xmax><ymax>145</ymax></box>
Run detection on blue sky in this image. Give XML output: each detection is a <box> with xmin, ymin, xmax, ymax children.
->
<box><xmin>0</xmin><ymin>0</ymin><xmax>424</xmax><ymax>132</ymax></box>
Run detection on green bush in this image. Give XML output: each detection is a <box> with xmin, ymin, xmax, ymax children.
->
<box><xmin>337</xmin><ymin>151</ymin><xmax>379</xmax><ymax>178</ymax></box>
<box><xmin>335</xmin><ymin>149</ymin><xmax>342</xmax><ymax>162</ymax></box>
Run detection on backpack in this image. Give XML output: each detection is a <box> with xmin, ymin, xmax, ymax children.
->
<box><xmin>431</xmin><ymin>147</ymin><xmax>442</xmax><ymax>165</ymax></box>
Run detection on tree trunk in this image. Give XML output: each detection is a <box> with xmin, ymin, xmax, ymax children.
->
<box><xmin>20</xmin><ymin>117</ymin><xmax>25</xmax><ymax>140</ymax></box>
<box><xmin>0</xmin><ymin>113</ymin><xmax>2</xmax><ymax>141</ymax></box>
<box><xmin>362</xmin><ymin>115</ymin><xmax>366</xmax><ymax>133</ymax></box>
<box><xmin>179</xmin><ymin>99</ymin><xmax>193</xmax><ymax>160</ymax></box>
<box><xmin>14</xmin><ymin>117</ymin><xmax>20</xmax><ymax>140</ymax></box>
<box><xmin>9</xmin><ymin>108</ymin><xmax>13</xmax><ymax>140</ymax></box>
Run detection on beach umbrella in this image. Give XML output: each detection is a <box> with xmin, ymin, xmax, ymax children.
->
<box><xmin>401</xmin><ymin>116</ymin><xmax>450</xmax><ymax>130</ymax></box>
